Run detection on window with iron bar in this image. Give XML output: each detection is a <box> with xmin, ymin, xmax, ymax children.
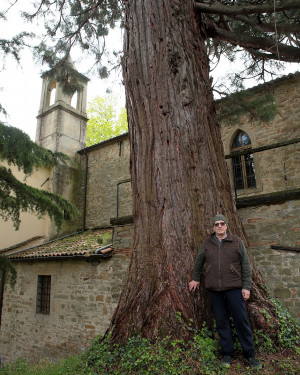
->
<box><xmin>231</xmin><ymin>130</ymin><xmax>256</xmax><ymax>190</ymax></box>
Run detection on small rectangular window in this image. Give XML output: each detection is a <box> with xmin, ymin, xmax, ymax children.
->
<box><xmin>36</xmin><ymin>275</ymin><xmax>51</xmax><ymax>314</ymax></box>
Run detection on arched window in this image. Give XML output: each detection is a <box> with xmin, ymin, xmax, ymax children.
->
<box><xmin>231</xmin><ymin>130</ymin><xmax>256</xmax><ymax>190</ymax></box>
<box><xmin>71</xmin><ymin>91</ymin><xmax>78</xmax><ymax>109</ymax></box>
<box><xmin>49</xmin><ymin>82</ymin><xmax>56</xmax><ymax>106</ymax></box>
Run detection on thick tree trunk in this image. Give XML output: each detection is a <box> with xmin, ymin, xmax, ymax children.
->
<box><xmin>110</xmin><ymin>0</ymin><xmax>275</xmax><ymax>342</ymax></box>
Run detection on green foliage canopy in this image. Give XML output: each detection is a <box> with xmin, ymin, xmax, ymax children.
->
<box><xmin>1</xmin><ymin>1</ymin><xmax>299</xmax><ymax>123</ymax></box>
<box><xmin>0</xmin><ymin>121</ymin><xmax>70</xmax><ymax>174</ymax></box>
<box><xmin>0</xmin><ymin>122</ymin><xmax>79</xmax><ymax>230</ymax></box>
<box><xmin>86</xmin><ymin>95</ymin><xmax>128</xmax><ymax>146</ymax></box>
<box><xmin>1</xmin><ymin>1</ymin><xmax>299</xmax><ymax>90</ymax></box>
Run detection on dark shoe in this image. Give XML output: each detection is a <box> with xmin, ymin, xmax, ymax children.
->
<box><xmin>246</xmin><ymin>357</ymin><xmax>262</xmax><ymax>369</ymax></box>
<box><xmin>221</xmin><ymin>356</ymin><xmax>233</xmax><ymax>366</ymax></box>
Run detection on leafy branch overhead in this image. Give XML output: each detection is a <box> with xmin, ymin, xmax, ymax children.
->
<box><xmin>1</xmin><ymin>1</ymin><xmax>298</xmax><ymax>93</ymax></box>
<box><xmin>23</xmin><ymin>0</ymin><xmax>124</xmax><ymax>76</ymax></box>
<box><xmin>196</xmin><ymin>0</ymin><xmax>300</xmax><ymax>62</ymax></box>
<box><xmin>2</xmin><ymin>1</ymin><xmax>297</xmax><ymax>81</ymax></box>
<box><xmin>0</xmin><ymin>122</ymin><xmax>80</xmax><ymax>230</ymax></box>
<box><xmin>41</xmin><ymin>58</ymin><xmax>90</xmax><ymax>95</ymax></box>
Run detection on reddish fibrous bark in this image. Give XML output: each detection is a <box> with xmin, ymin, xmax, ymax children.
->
<box><xmin>110</xmin><ymin>0</ymin><xmax>275</xmax><ymax>342</ymax></box>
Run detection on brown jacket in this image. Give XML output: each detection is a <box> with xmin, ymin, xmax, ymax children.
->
<box><xmin>193</xmin><ymin>233</ymin><xmax>252</xmax><ymax>291</ymax></box>
<box><xmin>203</xmin><ymin>234</ymin><xmax>242</xmax><ymax>290</ymax></box>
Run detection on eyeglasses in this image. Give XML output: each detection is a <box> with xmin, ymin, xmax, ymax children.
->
<box><xmin>214</xmin><ymin>222</ymin><xmax>226</xmax><ymax>227</ymax></box>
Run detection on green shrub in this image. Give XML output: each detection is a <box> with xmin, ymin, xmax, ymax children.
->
<box><xmin>271</xmin><ymin>297</ymin><xmax>300</xmax><ymax>350</ymax></box>
<box><xmin>81</xmin><ymin>326</ymin><xmax>227</xmax><ymax>375</ymax></box>
<box><xmin>188</xmin><ymin>324</ymin><xmax>224</xmax><ymax>375</ymax></box>
<box><xmin>253</xmin><ymin>296</ymin><xmax>300</xmax><ymax>353</ymax></box>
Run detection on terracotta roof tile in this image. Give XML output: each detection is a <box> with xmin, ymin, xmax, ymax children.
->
<box><xmin>8</xmin><ymin>229</ymin><xmax>113</xmax><ymax>260</ymax></box>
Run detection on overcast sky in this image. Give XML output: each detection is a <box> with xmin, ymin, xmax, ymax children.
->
<box><xmin>0</xmin><ymin>2</ymin><xmax>298</xmax><ymax>140</ymax></box>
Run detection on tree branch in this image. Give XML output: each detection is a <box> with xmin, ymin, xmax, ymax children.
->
<box><xmin>231</xmin><ymin>14</ymin><xmax>300</xmax><ymax>34</ymax></box>
<box><xmin>0</xmin><ymin>166</ymin><xmax>79</xmax><ymax>230</ymax></box>
<box><xmin>243</xmin><ymin>47</ymin><xmax>295</xmax><ymax>62</ymax></box>
<box><xmin>206</xmin><ymin>22</ymin><xmax>300</xmax><ymax>62</ymax></box>
<box><xmin>194</xmin><ymin>0</ymin><xmax>300</xmax><ymax>16</ymax></box>
<box><xmin>0</xmin><ymin>122</ymin><xmax>70</xmax><ymax>175</ymax></box>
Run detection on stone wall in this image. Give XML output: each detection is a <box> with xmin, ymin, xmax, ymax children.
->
<box><xmin>0</xmin><ymin>255</ymin><xmax>130</xmax><ymax>364</ymax></box>
<box><xmin>239</xmin><ymin>200</ymin><xmax>300</xmax><ymax>317</ymax></box>
<box><xmin>113</xmin><ymin>223</ymin><xmax>134</xmax><ymax>251</ymax></box>
<box><xmin>36</xmin><ymin>105</ymin><xmax>87</xmax><ymax>158</ymax></box>
<box><xmin>221</xmin><ymin>74</ymin><xmax>300</xmax><ymax>198</ymax></box>
<box><xmin>79</xmin><ymin>135</ymin><xmax>132</xmax><ymax>229</ymax></box>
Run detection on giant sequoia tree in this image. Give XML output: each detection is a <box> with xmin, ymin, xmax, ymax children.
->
<box><xmin>2</xmin><ymin>0</ymin><xmax>300</xmax><ymax>342</ymax></box>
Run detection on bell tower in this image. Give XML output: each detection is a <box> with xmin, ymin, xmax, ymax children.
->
<box><xmin>35</xmin><ymin>59</ymin><xmax>89</xmax><ymax>237</ymax></box>
<box><xmin>35</xmin><ymin>60</ymin><xmax>88</xmax><ymax>158</ymax></box>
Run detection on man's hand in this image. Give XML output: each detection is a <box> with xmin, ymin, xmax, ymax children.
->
<box><xmin>189</xmin><ymin>280</ymin><xmax>200</xmax><ymax>292</ymax></box>
<box><xmin>242</xmin><ymin>289</ymin><xmax>250</xmax><ymax>300</ymax></box>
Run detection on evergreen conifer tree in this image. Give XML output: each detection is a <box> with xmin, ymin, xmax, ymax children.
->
<box><xmin>0</xmin><ymin>122</ymin><xmax>79</xmax><ymax>230</ymax></box>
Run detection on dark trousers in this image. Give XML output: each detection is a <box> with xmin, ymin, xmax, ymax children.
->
<box><xmin>209</xmin><ymin>289</ymin><xmax>254</xmax><ymax>358</ymax></box>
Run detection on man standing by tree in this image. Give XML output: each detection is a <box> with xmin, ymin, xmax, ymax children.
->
<box><xmin>1</xmin><ymin>0</ymin><xmax>300</xmax><ymax>344</ymax></box>
<box><xmin>189</xmin><ymin>214</ymin><xmax>261</xmax><ymax>369</ymax></box>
